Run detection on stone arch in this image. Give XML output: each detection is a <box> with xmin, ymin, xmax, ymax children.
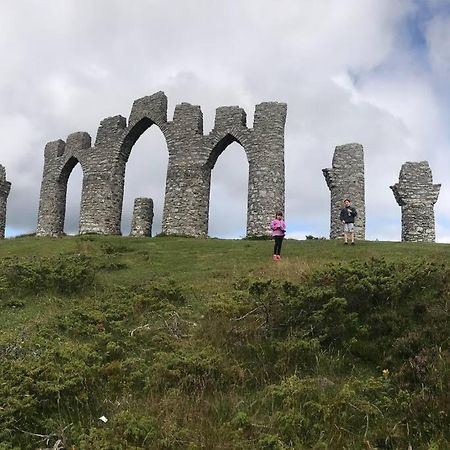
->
<box><xmin>37</xmin><ymin>92</ymin><xmax>287</xmax><ymax>239</ymax></box>
<box><xmin>206</xmin><ymin>129</ymin><xmax>250</xmax><ymax>169</ymax></box>
<box><xmin>105</xmin><ymin>118</ymin><xmax>169</xmax><ymax>235</ymax></box>
<box><xmin>58</xmin><ymin>155</ymin><xmax>80</xmax><ymax>183</ymax></box>
<box><xmin>208</xmin><ymin>135</ymin><xmax>249</xmax><ymax>237</ymax></box>
<box><xmin>120</xmin><ymin>117</ymin><xmax>169</xmax><ymax>163</ymax></box>
<box><xmin>59</xmin><ymin>156</ymin><xmax>84</xmax><ymax>234</ymax></box>
<box><xmin>120</xmin><ymin>120</ymin><xmax>169</xmax><ymax>235</ymax></box>
<box><xmin>39</xmin><ymin>153</ymin><xmax>83</xmax><ymax>236</ymax></box>
<box><xmin>37</xmin><ymin>133</ymin><xmax>91</xmax><ymax>236</ymax></box>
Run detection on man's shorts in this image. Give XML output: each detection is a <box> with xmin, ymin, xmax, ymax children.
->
<box><xmin>343</xmin><ymin>223</ymin><xmax>354</xmax><ymax>233</ymax></box>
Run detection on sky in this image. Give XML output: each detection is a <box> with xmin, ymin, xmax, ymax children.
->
<box><xmin>1</xmin><ymin>0</ymin><xmax>449</xmax><ymax>241</ymax></box>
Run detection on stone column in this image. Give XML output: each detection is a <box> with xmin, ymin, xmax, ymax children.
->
<box><xmin>162</xmin><ymin>103</ymin><xmax>209</xmax><ymax>237</ymax></box>
<box><xmin>390</xmin><ymin>161</ymin><xmax>440</xmax><ymax>242</ymax></box>
<box><xmin>130</xmin><ymin>198</ymin><xmax>154</xmax><ymax>237</ymax></box>
<box><xmin>36</xmin><ymin>140</ymin><xmax>67</xmax><ymax>236</ymax></box>
<box><xmin>80</xmin><ymin>115</ymin><xmax>128</xmax><ymax>235</ymax></box>
<box><xmin>323</xmin><ymin>143</ymin><xmax>365</xmax><ymax>240</ymax></box>
<box><xmin>248</xmin><ymin>102</ymin><xmax>287</xmax><ymax>237</ymax></box>
<box><xmin>0</xmin><ymin>165</ymin><xmax>11</xmax><ymax>239</ymax></box>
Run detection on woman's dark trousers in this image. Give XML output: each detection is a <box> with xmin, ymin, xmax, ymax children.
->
<box><xmin>273</xmin><ymin>236</ymin><xmax>284</xmax><ymax>255</ymax></box>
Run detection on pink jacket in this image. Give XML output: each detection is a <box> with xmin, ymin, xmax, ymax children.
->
<box><xmin>270</xmin><ymin>219</ymin><xmax>286</xmax><ymax>237</ymax></box>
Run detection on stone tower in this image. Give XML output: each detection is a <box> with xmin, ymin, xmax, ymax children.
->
<box><xmin>322</xmin><ymin>143</ymin><xmax>365</xmax><ymax>240</ymax></box>
<box><xmin>390</xmin><ymin>161</ymin><xmax>440</xmax><ymax>242</ymax></box>
<box><xmin>0</xmin><ymin>165</ymin><xmax>11</xmax><ymax>239</ymax></box>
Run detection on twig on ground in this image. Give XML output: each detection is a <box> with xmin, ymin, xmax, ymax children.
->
<box><xmin>231</xmin><ymin>306</ymin><xmax>263</xmax><ymax>322</ymax></box>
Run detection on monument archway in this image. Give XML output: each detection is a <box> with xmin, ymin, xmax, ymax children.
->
<box><xmin>37</xmin><ymin>92</ymin><xmax>287</xmax><ymax>238</ymax></box>
<box><xmin>208</xmin><ymin>139</ymin><xmax>248</xmax><ymax>237</ymax></box>
<box><xmin>121</xmin><ymin>123</ymin><xmax>168</xmax><ymax>235</ymax></box>
<box><xmin>63</xmin><ymin>158</ymin><xmax>83</xmax><ymax>234</ymax></box>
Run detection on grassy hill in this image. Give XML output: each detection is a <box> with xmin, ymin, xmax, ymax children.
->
<box><xmin>0</xmin><ymin>236</ymin><xmax>449</xmax><ymax>449</ymax></box>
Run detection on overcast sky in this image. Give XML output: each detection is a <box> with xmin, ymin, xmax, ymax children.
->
<box><xmin>1</xmin><ymin>0</ymin><xmax>449</xmax><ymax>241</ymax></box>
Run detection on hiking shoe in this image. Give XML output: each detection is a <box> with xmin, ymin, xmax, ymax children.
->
<box><xmin>276</xmin><ymin>255</ymin><xmax>281</xmax><ymax>260</ymax></box>
<box><xmin>272</xmin><ymin>255</ymin><xmax>278</xmax><ymax>261</ymax></box>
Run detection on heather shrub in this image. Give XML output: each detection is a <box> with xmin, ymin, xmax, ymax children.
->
<box><xmin>0</xmin><ymin>255</ymin><xmax>95</xmax><ymax>297</ymax></box>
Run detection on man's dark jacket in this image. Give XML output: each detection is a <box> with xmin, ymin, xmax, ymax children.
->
<box><xmin>340</xmin><ymin>206</ymin><xmax>357</xmax><ymax>224</ymax></box>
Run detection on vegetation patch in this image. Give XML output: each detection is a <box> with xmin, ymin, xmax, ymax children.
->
<box><xmin>0</xmin><ymin>237</ymin><xmax>449</xmax><ymax>449</ymax></box>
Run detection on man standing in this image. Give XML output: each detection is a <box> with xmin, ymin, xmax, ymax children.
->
<box><xmin>340</xmin><ymin>198</ymin><xmax>357</xmax><ymax>245</ymax></box>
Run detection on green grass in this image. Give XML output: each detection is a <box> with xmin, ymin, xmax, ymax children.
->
<box><xmin>0</xmin><ymin>236</ymin><xmax>449</xmax><ymax>449</ymax></box>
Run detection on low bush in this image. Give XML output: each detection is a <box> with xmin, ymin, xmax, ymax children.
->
<box><xmin>0</xmin><ymin>255</ymin><xmax>95</xmax><ymax>297</ymax></box>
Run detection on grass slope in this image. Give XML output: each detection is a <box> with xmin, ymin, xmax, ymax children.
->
<box><xmin>0</xmin><ymin>236</ymin><xmax>449</xmax><ymax>449</ymax></box>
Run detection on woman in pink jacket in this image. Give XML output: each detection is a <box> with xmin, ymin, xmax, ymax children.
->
<box><xmin>270</xmin><ymin>211</ymin><xmax>286</xmax><ymax>261</ymax></box>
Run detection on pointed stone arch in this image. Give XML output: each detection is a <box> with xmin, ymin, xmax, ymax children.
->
<box><xmin>37</xmin><ymin>133</ymin><xmax>91</xmax><ymax>236</ymax></box>
<box><xmin>119</xmin><ymin>119</ymin><xmax>169</xmax><ymax>235</ymax></box>
<box><xmin>60</xmin><ymin>155</ymin><xmax>84</xmax><ymax>234</ymax></box>
<box><xmin>208</xmin><ymin>137</ymin><xmax>249</xmax><ymax>238</ymax></box>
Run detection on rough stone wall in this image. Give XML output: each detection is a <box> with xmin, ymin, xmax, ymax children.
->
<box><xmin>322</xmin><ymin>143</ymin><xmax>365</xmax><ymax>240</ymax></box>
<box><xmin>390</xmin><ymin>161</ymin><xmax>440</xmax><ymax>242</ymax></box>
<box><xmin>130</xmin><ymin>198</ymin><xmax>154</xmax><ymax>237</ymax></box>
<box><xmin>37</xmin><ymin>91</ymin><xmax>287</xmax><ymax>238</ymax></box>
<box><xmin>0</xmin><ymin>165</ymin><xmax>11</xmax><ymax>239</ymax></box>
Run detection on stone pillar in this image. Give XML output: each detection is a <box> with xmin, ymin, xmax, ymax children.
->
<box><xmin>162</xmin><ymin>103</ymin><xmax>208</xmax><ymax>237</ymax></box>
<box><xmin>36</xmin><ymin>140</ymin><xmax>68</xmax><ymax>236</ymax></box>
<box><xmin>0</xmin><ymin>165</ymin><xmax>11</xmax><ymax>239</ymax></box>
<box><xmin>130</xmin><ymin>198</ymin><xmax>154</xmax><ymax>237</ymax></box>
<box><xmin>80</xmin><ymin>115</ymin><xmax>128</xmax><ymax>235</ymax></box>
<box><xmin>390</xmin><ymin>161</ymin><xmax>440</xmax><ymax>242</ymax></box>
<box><xmin>248</xmin><ymin>102</ymin><xmax>287</xmax><ymax>237</ymax></box>
<box><xmin>323</xmin><ymin>143</ymin><xmax>365</xmax><ymax>240</ymax></box>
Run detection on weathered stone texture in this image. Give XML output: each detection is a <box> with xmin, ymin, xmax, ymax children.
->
<box><xmin>130</xmin><ymin>198</ymin><xmax>154</xmax><ymax>237</ymax></box>
<box><xmin>36</xmin><ymin>133</ymin><xmax>92</xmax><ymax>236</ymax></box>
<box><xmin>323</xmin><ymin>143</ymin><xmax>365</xmax><ymax>240</ymax></box>
<box><xmin>0</xmin><ymin>165</ymin><xmax>11</xmax><ymax>239</ymax></box>
<box><xmin>390</xmin><ymin>161</ymin><xmax>440</xmax><ymax>242</ymax></box>
<box><xmin>37</xmin><ymin>91</ymin><xmax>287</xmax><ymax>238</ymax></box>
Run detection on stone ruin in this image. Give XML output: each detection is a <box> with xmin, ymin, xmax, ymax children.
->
<box><xmin>0</xmin><ymin>91</ymin><xmax>444</xmax><ymax>243</ymax></box>
<box><xmin>0</xmin><ymin>165</ymin><xmax>11</xmax><ymax>239</ymax></box>
<box><xmin>36</xmin><ymin>91</ymin><xmax>287</xmax><ymax>238</ymax></box>
<box><xmin>130</xmin><ymin>198</ymin><xmax>154</xmax><ymax>237</ymax></box>
<box><xmin>391</xmin><ymin>161</ymin><xmax>441</xmax><ymax>242</ymax></box>
<box><xmin>323</xmin><ymin>143</ymin><xmax>365</xmax><ymax>240</ymax></box>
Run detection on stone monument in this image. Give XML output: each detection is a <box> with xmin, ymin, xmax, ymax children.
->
<box><xmin>390</xmin><ymin>161</ymin><xmax>440</xmax><ymax>242</ymax></box>
<box><xmin>322</xmin><ymin>143</ymin><xmax>365</xmax><ymax>240</ymax></box>
<box><xmin>37</xmin><ymin>92</ymin><xmax>287</xmax><ymax>238</ymax></box>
